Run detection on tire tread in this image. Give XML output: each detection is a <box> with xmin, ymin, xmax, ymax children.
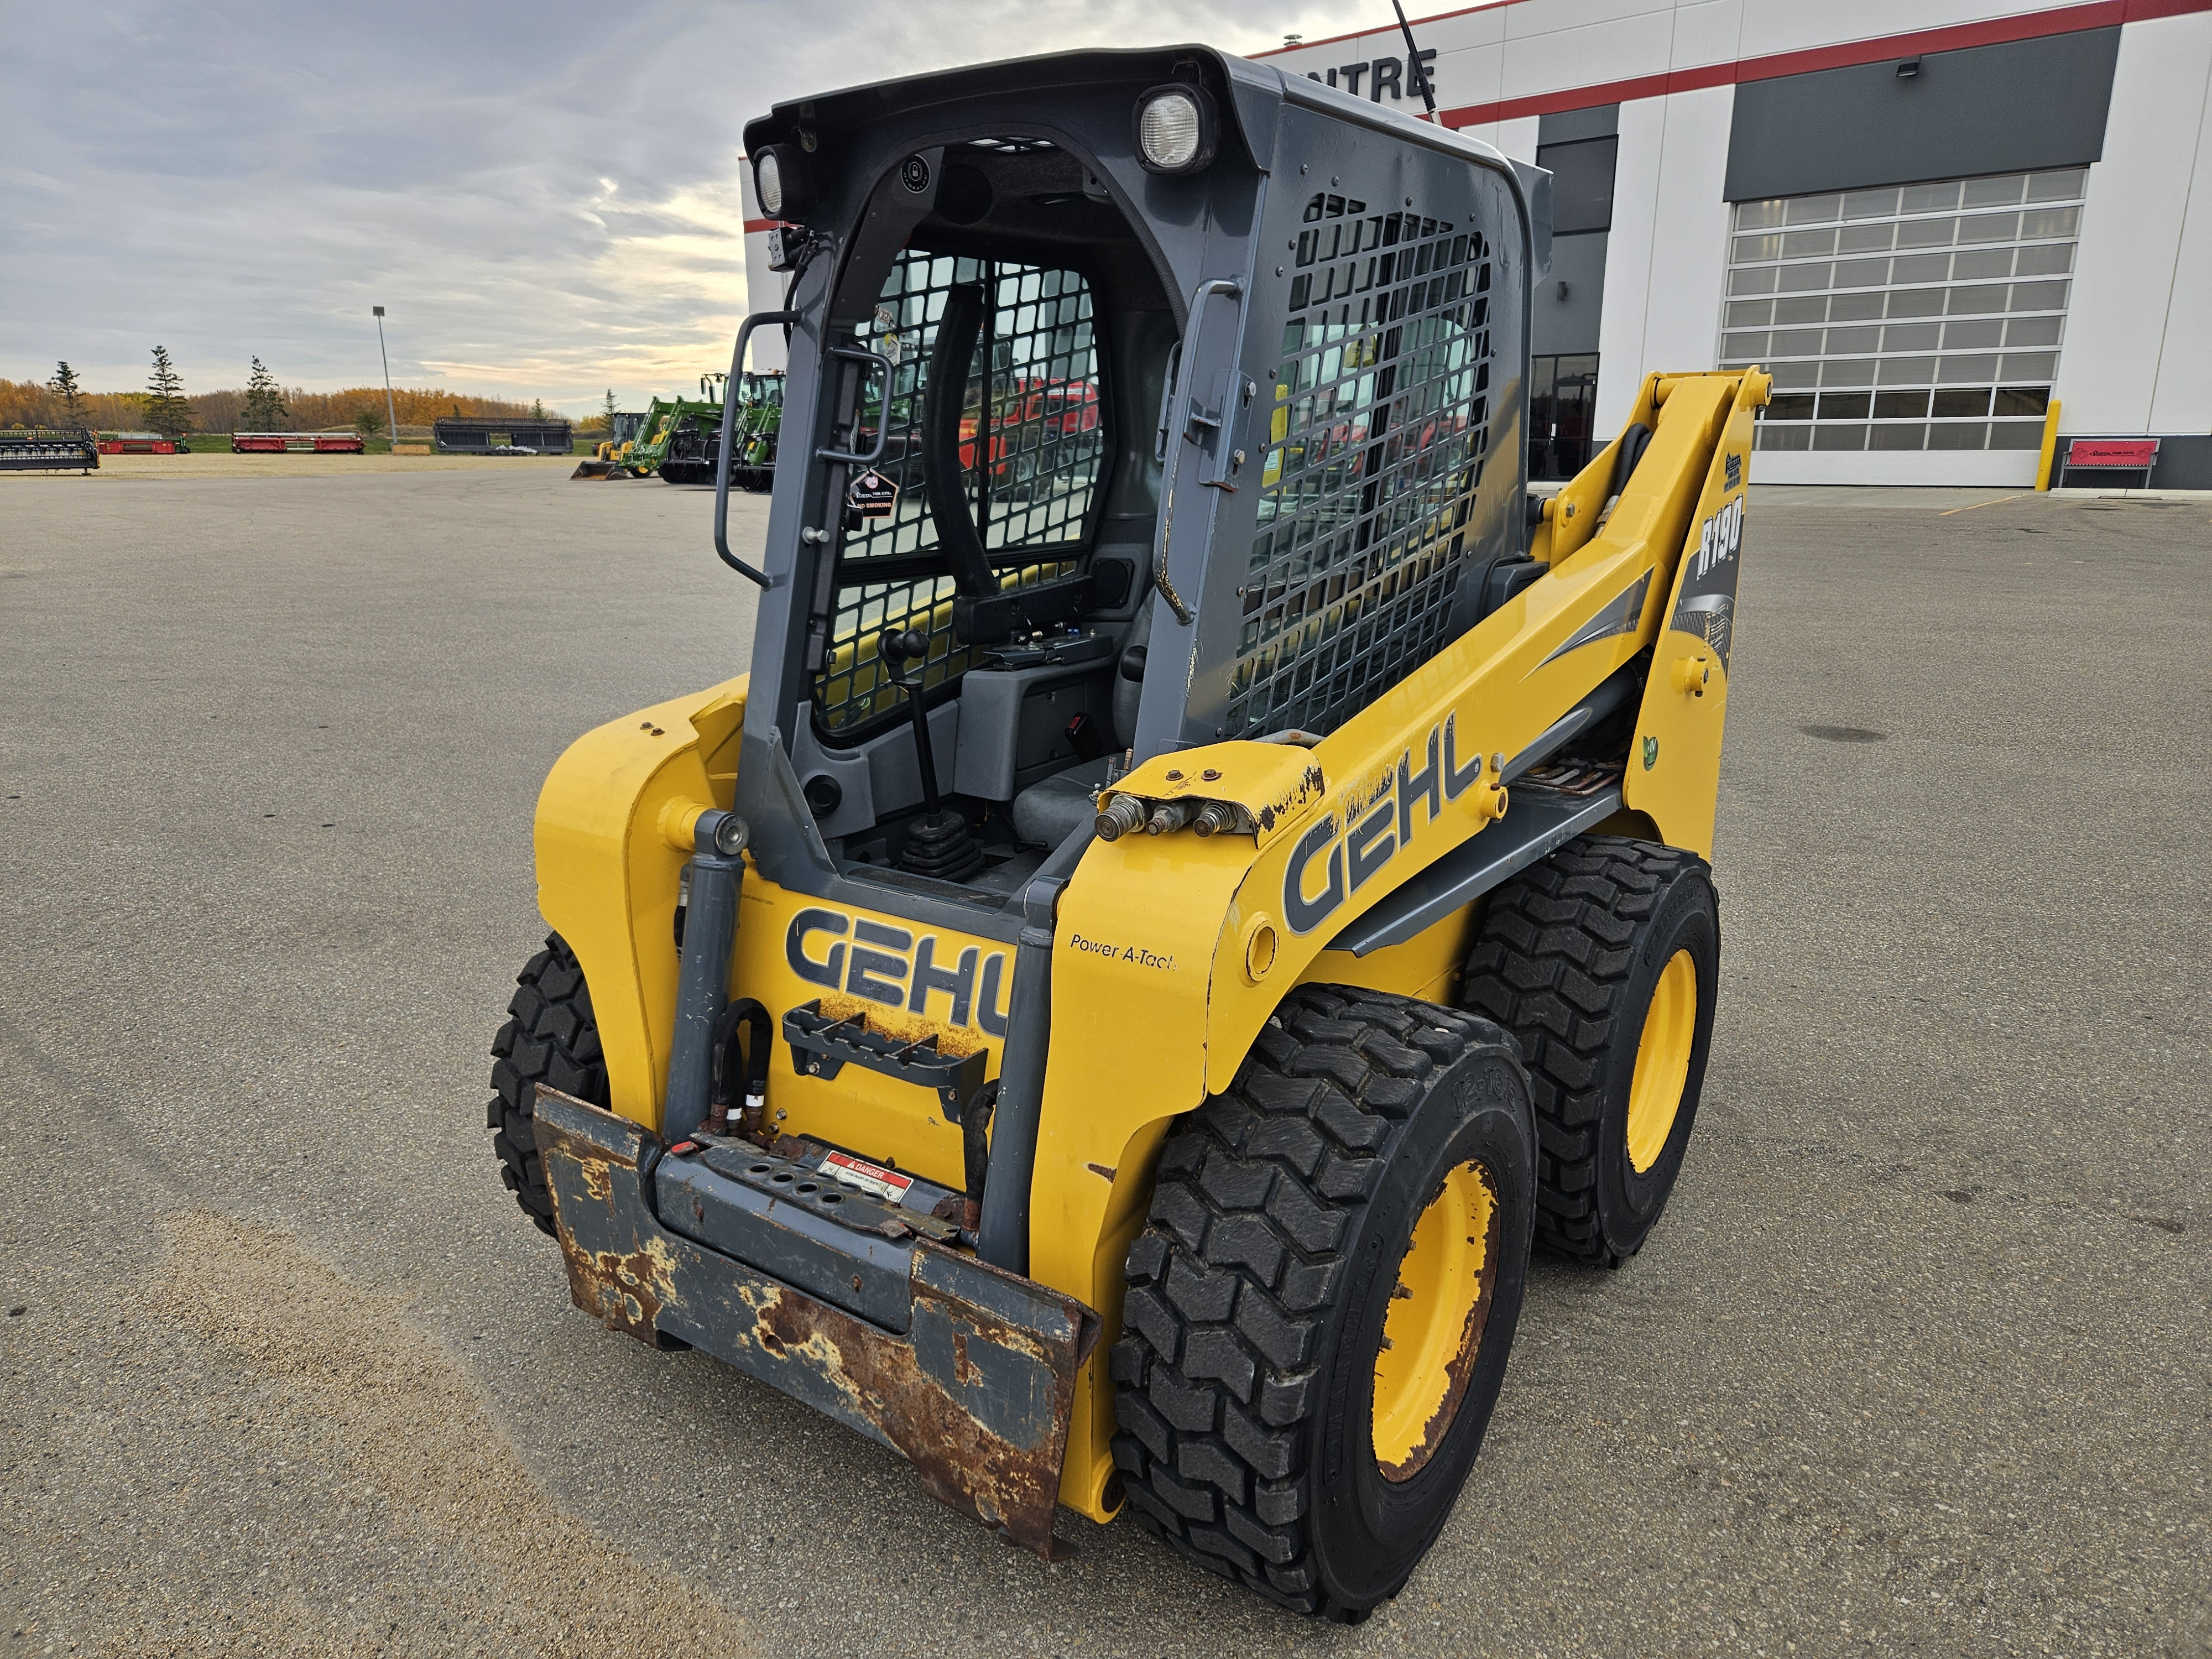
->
<box><xmin>1109</xmin><ymin>984</ymin><xmax>1516</xmax><ymax>1620</ymax></box>
<box><xmin>487</xmin><ymin>933</ymin><xmax>608</xmax><ymax>1235</ymax></box>
<box><xmin>1460</xmin><ymin>834</ymin><xmax>1708</xmax><ymax>1263</ymax></box>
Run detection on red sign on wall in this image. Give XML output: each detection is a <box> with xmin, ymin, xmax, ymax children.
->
<box><xmin>2066</xmin><ymin>439</ymin><xmax>2159</xmax><ymax>468</ymax></box>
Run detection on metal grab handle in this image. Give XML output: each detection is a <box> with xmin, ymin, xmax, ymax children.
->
<box><xmin>815</xmin><ymin>344</ymin><xmax>895</xmax><ymax>467</ymax></box>
<box><xmin>713</xmin><ymin>309</ymin><xmax>797</xmax><ymax>589</ymax></box>
<box><xmin>1151</xmin><ymin>278</ymin><xmax>1243</xmax><ymax>625</ymax></box>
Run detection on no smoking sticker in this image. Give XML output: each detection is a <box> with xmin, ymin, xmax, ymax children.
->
<box><xmin>847</xmin><ymin>469</ymin><xmax>899</xmax><ymax>518</ymax></box>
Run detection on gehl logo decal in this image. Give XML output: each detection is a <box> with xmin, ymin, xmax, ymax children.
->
<box><xmin>1282</xmin><ymin>714</ymin><xmax>1491</xmax><ymax>936</ymax></box>
<box><xmin>785</xmin><ymin>909</ymin><xmax>1011</xmax><ymax>1036</ymax></box>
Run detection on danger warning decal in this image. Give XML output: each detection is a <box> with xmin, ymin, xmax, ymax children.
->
<box><xmin>821</xmin><ymin>1149</ymin><xmax>914</xmax><ymax>1204</ymax></box>
<box><xmin>1672</xmin><ymin>487</ymin><xmax>1744</xmax><ymax>671</ymax></box>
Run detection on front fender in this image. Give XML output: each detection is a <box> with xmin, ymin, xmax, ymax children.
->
<box><xmin>533</xmin><ymin>676</ymin><xmax>748</xmax><ymax>1130</ymax></box>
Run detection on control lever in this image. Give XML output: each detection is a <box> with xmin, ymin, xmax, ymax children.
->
<box><xmin>878</xmin><ymin>628</ymin><xmax>984</xmax><ymax>882</ymax></box>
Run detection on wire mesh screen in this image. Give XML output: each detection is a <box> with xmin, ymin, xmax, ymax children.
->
<box><xmin>811</xmin><ymin>249</ymin><xmax>1103</xmax><ymax>737</ymax></box>
<box><xmin>1232</xmin><ymin>194</ymin><xmax>1494</xmax><ymax>739</ymax></box>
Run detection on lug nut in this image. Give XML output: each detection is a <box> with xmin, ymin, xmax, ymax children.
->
<box><xmin>1094</xmin><ymin>794</ymin><xmax>1148</xmax><ymax>841</ymax></box>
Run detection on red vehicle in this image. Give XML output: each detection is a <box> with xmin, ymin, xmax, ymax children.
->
<box><xmin>231</xmin><ymin>431</ymin><xmax>366</xmax><ymax>454</ymax></box>
<box><xmin>97</xmin><ymin>431</ymin><xmax>184</xmax><ymax>455</ymax></box>
<box><xmin>956</xmin><ymin>376</ymin><xmax>1100</xmax><ymax>472</ymax></box>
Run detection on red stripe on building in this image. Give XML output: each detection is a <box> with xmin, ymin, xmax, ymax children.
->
<box><xmin>1267</xmin><ymin>0</ymin><xmax>2212</xmax><ymax>128</ymax></box>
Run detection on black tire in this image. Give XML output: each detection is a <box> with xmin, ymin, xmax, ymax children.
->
<box><xmin>487</xmin><ymin>933</ymin><xmax>609</xmax><ymax>1235</ymax></box>
<box><xmin>1109</xmin><ymin>985</ymin><xmax>1536</xmax><ymax>1620</ymax></box>
<box><xmin>1461</xmin><ymin>835</ymin><xmax>1719</xmax><ymax>1266</ymax></box>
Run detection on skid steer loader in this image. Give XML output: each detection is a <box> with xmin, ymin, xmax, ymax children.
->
<box><xmin>489</xmin><ymin>43</ymin><xmax>1765</xmax><ymax>1621</ymax></box>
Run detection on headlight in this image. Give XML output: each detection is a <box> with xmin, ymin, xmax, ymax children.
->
<box><xmin>752</xmin><ymin>144</ymin><xmax>812</xmax><ymax>220</ymax></box>
<box><xmin>1134</xmin><ymin>84</ymin><xmax>1218</xmax><ymax>175</ymax></box>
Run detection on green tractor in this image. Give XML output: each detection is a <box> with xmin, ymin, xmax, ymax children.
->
<box><xmin>581</xmin><ymin>373</ymin><xmax>784</xmax><ymax>487</ymax></box>
<box><xmin>724</xmin><ymin>369</ymin><xmax>784</xmax><ymax>492</ymax></box>
<box><xmin>628</xmin><ymin>384</ymin><xmax>728</xmax><ymax>484</ymax></box>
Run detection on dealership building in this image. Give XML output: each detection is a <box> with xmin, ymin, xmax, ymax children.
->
<box><xmin>739</xmin><ymin>3</ymin><xmax>2211</xmax><ymax>489</ymax></box>
<box><xmin>1252</xmin><ymin>1</ymin><xmax>2212</xmax><ymax>488</ymax></box>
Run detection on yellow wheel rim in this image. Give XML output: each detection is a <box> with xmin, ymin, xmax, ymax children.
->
<box><xmin>1371</xmin><ymin>1160</ymin><xmax>1501</xmax><ymax>1481</ymax></box>
<box><xmin>1626</xmin><ymin>950</ymin><xmax>1698</xmax><ymax>1173</ymax></box>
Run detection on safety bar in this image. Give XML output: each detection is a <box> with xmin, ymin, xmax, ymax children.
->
<box><xmin>815</xmin><ymin>344</ymin><xmax>896</xmax><ymax>467</ymax></box>
<box><xmin>713</xmin><ymin>309</ymin><xmax>797</xmax><ymax>589</ymax></box>
<box><xmin>1151</xmin><ymin>278</ymin><xmax>1243</xmax><ymax>625</ymax></box>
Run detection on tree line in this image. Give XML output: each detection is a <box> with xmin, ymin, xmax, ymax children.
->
<box><xmin>1</xmin><ymin>347</ymin><xmax>567</xmax><ymax>437</ymax></box>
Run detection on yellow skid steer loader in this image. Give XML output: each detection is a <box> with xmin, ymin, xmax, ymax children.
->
<box><xmin>488</xmin><ymin>43</ymin><xmax>1766</xmax><ymax>1621</ymax></box>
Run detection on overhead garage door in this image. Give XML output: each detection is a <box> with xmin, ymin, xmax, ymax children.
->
<box><xmin>1717</xmin><ymin>169</ymin><xmax>2084</xmax><ymax>482</ymax></box>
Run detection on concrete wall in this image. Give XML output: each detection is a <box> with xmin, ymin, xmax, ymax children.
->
<box><xmin>2059</xmin><ymin>11</ymin><xmax>2212</xmax><ymax>439</ymax></box>
<box><xmin>1593</xmin><ymin>87</ymin><xmax>1733</xmax><ymax>436</ymax></box>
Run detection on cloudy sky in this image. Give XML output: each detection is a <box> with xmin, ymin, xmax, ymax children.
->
<box><xmin>4</xmin><ymin>1</ymin><xmax>1365</xmax><ymax>414</ymax></box>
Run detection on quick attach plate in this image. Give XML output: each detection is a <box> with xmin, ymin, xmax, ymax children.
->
<box><xmin>689</xmin><ymin>1134</ymin><xmax>958</xmax><ymax>1243</ymax></box>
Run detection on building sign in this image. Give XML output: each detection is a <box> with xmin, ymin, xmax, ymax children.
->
<box><xmin>1305</xmin><ymin>49</ymin><xmax>1437</xmax><ymax>106</ymax></box>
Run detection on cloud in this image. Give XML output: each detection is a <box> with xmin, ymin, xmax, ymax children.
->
<box><xmin>3</xmin><ymin>0</ymin><xmax>1361</xmax><ymax>414</ymax></box>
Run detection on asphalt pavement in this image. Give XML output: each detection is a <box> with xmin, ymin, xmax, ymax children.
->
<box><xmin>2</xmin><ymin>467</ymin><xmax>2205</xmax><ymax>1658</ymax></box>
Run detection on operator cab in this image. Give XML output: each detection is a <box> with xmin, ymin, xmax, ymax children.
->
<box><xmin>781</xmin><ymin>133</ymin><xmax>1171</xmax><ymax>895</ymax></box>
<box><xmin>734</xmin><ymin>49</ymin><xmax>1536</xmax><ymax>924</ymax></box>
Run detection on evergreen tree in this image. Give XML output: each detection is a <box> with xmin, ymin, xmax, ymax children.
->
<box><xmin>601</xmin><ymin>387</ymin><xmax>618</xmax><ymax>427</ymax></box>
<box><xmin>531</xmin><ymin>397</ymin><xmax>547</xmax><ymax>420</ymax></box>
<box><xmin>352</xmin><ymin>404</ymin><xmax>387</xmax><ymax>440</ymax></box>
<box><xmin>144</xmin><ymin>346</ymin><xmax>192</xmax><ymax>440</ymax></box>
<box><xmin>241</xmin><ymin>357</ymin><xmax>289</xmax><ymax>431</ymax></box>
<box><xmin>47</xmin><ymin>361</ymin><xmax>85</xmax><ymax>425</ymax></box>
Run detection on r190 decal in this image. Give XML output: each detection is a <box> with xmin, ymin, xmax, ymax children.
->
<box><xmin>1672</xmin><ymin>487</ymin><xmax>1745</xmax><ymax>670</ymax></box>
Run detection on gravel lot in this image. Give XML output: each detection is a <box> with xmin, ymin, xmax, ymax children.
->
<box><xmin>2</xmin><ymin>469</ymin><xmax>2205</xmax><ymax>1658</ymax></box>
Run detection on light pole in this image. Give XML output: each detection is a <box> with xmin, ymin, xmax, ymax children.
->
<box><xmin>373</xmin><ymin>306</ymin><xmax>399</xmax><ymax>451</ymax></box>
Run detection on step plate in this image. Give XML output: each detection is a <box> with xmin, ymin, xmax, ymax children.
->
<box><xmin>533</xmin><ymin>1086</ymin><xmax>1098</xmax><ymax>1558</ymax></box>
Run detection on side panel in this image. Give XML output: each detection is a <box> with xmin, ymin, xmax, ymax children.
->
<box><xmin>1031</xmin><ymin>377</ymin><xmax>1751</xmax><ymax>1520</ymax></box>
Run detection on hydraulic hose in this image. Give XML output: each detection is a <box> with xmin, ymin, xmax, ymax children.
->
<box><xmin>961</xmin><ymin>1079</ymin><xmax>1000</xmax><ymax>1235</ymax></box>
<box><xmin>708</xmin><ymin>997</ymin><xmax>774</xmax><ymax>1140</ymax></box>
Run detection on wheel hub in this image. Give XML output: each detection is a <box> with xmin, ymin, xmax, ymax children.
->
<box><xmin>1371</xmin><ymin>1159</ymin><xmax>1501</xmax><ymax>1481</ymax></box>
<box><xmin>1627</xmin><ymin>948</ymin><xmax>1697</xmax><ymax>1173</ymax></box>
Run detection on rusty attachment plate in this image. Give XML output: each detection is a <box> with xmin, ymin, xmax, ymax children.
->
<box><xmin>533</xmin><ymin>1086</ymin><xmax>1098</xmax><ymax>1558</ymax></box>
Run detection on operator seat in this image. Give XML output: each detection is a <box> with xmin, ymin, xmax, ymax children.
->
<box><xmin>1009</xmin><ymin>591</ymin><xmax>1152</xmax><ymax>847</ymax></box>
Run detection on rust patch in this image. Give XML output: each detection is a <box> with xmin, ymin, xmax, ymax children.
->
<box><xmin>812</xmin><ymin>992</ymin><xmax>988</xmax><ymax>1058</ymax></box>
<box><xmin>576</xmin><ymin>1153</ymin><xmax>615</xmax><ymax>1203</ymax></box>
<box><xmin>1085</xmin><ymin>1162</ymin><xmax>1117</xmax><ymax>1182</ymax></box>
<box><xmin>1377</xmin><ymin>1163</ymin><xmax>1504</xmax><ymax>1484</ymax></box>
<box><xmin>560</xmin><ymin>1236</ymin><xmax>678</xmax><ymax>1344</ymax></box>
<box><xmin>743</xmin><ymin>1250</ymin><xmax>1079</xmax><ymax>1556</ymax></box>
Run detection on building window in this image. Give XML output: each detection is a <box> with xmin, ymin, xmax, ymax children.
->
<box><xmin>1529</xmin><ymin>353</ymin><xmax>1598</xmax><ymax>482</ymax></box>
<box><xmin>1720</xmin><ymin>169</ymin><xmax>2082</xmax><ymax>457</ymax></box>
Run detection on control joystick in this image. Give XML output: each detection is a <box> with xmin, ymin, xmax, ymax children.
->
<box><xmin>878</xmin><ymin>627</ymin><xmax>984</xmax><ymax>883</ymax></box>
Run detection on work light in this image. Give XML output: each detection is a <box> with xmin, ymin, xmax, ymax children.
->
<box><xmin>1135</xmin><ymin>84</ymin><xmax>1217</xmax><ymax>175</ymax></box>
<box><xmin>753</xmin><ymin>144</ymin><xmax>813</xmax><ymax>220</ymax></box>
